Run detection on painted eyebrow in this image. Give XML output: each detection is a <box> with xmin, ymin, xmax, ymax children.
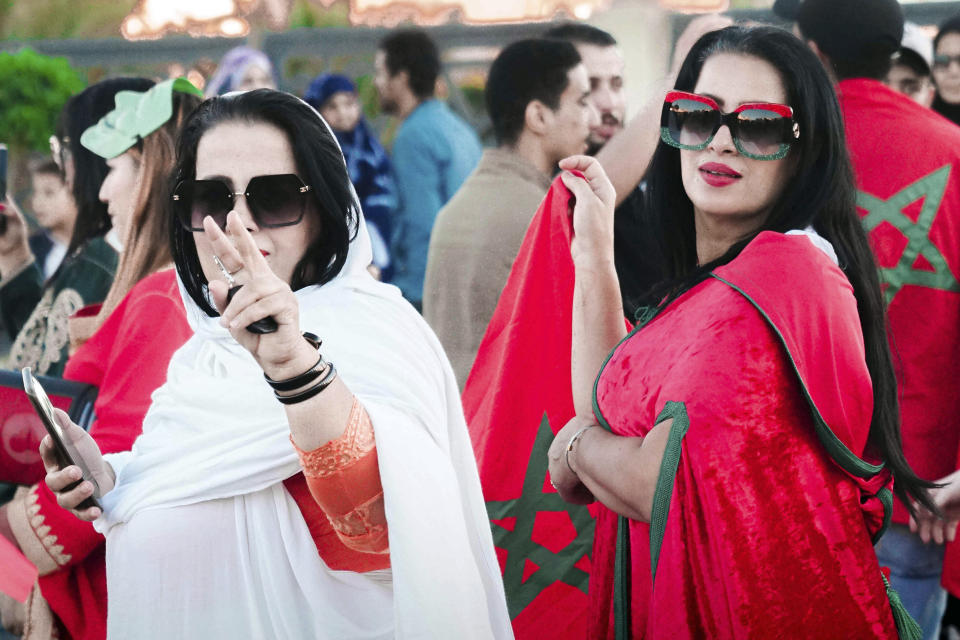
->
<box><xmin>197</xmin><ymin>174</ymin><xmax>233</xmax><ymax>187</ymax></box>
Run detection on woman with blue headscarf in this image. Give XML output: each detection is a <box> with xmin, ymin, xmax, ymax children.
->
<box><xmin>205</xmin><ymin>46</ymin><xmax>277</xmax><ymax>98</ymax></box>
<box><xmin>305</xmin><ymin>74</ymin><xmax>396</xmax><ymax>280</ymax></box>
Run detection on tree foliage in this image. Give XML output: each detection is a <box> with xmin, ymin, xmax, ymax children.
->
<box><xmin>0</xmin><ymin>47</ymin><xmax>85</xmax><ymax>153</ymax></box>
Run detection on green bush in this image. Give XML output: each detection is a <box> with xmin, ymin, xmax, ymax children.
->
<box><xmin>0</xmin><ymin>47</ymin><xmax>85</xmax><ymax>154</ymax></box>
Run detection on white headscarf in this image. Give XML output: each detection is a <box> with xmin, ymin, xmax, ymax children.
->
<box><xmin>94</xmin><ymin>100</ymin><xmax>512</xmax><ymax>639</ymax></box>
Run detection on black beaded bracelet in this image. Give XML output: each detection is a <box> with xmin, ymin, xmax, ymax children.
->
<box><xmin>275</xmin><ymin>362</ymin><xmax>337</xmax><ymax>405</ymax></box>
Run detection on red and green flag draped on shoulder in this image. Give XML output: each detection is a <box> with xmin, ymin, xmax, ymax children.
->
<box><xmin>462</xmin><ymin>176</ymin><xmax>599</xmax><ymax>639</ymax></box>
<box><xmin>464</xmin><ymin>176</ymin><xmax>918</xmax><ymax>637</ymax></box>
<box><xmin>589</xmin><ymin>232</ymin><xmax>912</xmax><ymax>638</ymax></box>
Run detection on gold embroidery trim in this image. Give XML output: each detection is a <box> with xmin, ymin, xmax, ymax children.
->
<box><xmin>9</xmin><ymin>287</ymin><xmax>84</xmax><ymax>374</ymax></box>
<box><xmin>7</xmin><ymin>485</ymin><xmax>71</xmax><ymax>575</ymax></box>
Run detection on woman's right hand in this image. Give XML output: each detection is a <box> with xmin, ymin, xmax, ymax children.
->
<box><xmin>40</xmin><ymin>409</ymin><xmax>115</xmax><ymax>521</ymax></box>
<box><xmin>558</xmin><ymin>155</ymin><xmax>617</xmax><ymax>267</ymax></box>
<box><xmin>0</xmin><ymin>197</ymin><xmax>34</xmax><ymax>275</ymax></box>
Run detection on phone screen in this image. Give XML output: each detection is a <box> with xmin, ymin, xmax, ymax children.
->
<box><xmin>22</xmin><ymin>367</ymin><xmax>102</xmax><ymax>509</ymax></box>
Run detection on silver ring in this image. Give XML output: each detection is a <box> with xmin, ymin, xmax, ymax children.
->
<box><xmin>212</xmin><ymin>255</ymin><xmax>240</xmax><ymax>286</ymax></box>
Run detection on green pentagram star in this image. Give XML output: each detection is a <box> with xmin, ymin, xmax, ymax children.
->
<box><xmin>486</xmin><ymin>413</ymin><xmax>595</xmax><ymax>619</ymax></box>
<box><xmin>858</xmin><ymin>165</ymin><xmax>959</xmax><ymax>304</ymax></box>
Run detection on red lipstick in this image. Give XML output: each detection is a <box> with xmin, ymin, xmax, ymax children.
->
<box><xmin>699</xmin><ymin>162</ymin><xmax>742</xmax><ymax>187</ymax></box>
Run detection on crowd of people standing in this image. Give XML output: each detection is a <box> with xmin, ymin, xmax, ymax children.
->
<box><xmin>3</xmin><ymin>0</ymin><xmax>960</xmax><ymax>638</ymax></box>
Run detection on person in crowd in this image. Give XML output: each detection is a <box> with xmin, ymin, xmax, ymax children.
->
<box><xmin>204</xmin><ymin>45</ymin><xmax>277</xmax><ymax>98</ymax></box>
<box><xmin>423</xmin><ymin>38</ymin><xmax>594</xmax><ymax>389</ymax></box>
<box><xmin>0</xmin><ymin>78</ymin><xmax>154</xmax><ymax>377</ymax></box>
<box><xmin>304</xmin><ymin>73</ymin><xmax>396</xmax><ymax>280</ymax></box>
<box><xmin>548</xmin><ymin>18</ymin><xmax>734</xmax><ymax>317</ymax></box>
<box><xmin>458</xmin><ymin>18</ymin><xmax>735</xmax><ymax>640</ymax></box>
<box><xmin>784</xmin><ymin>0</ymin><xmax>960</xmax><ymax>636</ymax></box>
<box><xmin>0</xmin><ymin>78</ymin><xmax>202</xmax><ymax>640</ymax></box>
<box><xmin>886</xmin><ymin>22</ymin><xmax>936</xmax><ymax>107</ymax></box>
<box><xmin>41</xmin><ymin>89</ymin><xmax>510</xmax><ymax>639</ymax></box>
<box><xmin>27</xmin><ymin>160</ymin><xmax>76</xmax><ymax>280</ymax></box>
<box><xmin>541</xmin><ymin>22</ymin><xmax>655</xmax><ymax>314</ymax></box>
<box><xmin>547</xmin><ymin>24</ymin><xmax>930</xmax><ymax>638</ymax></box>
<box><xmin>932</xmin><ymin>15</ymin><xmax>960</xmax><ymax>125</ymax></box>
<box><xmin>374</xmin><ymin>28</ymin><xmax>482</xmax><ymax>310</ymax></box>
<box><xmin>542</xmin><ymin>23</ymin><xmax>624</xmax><ymax>156</ymax></box>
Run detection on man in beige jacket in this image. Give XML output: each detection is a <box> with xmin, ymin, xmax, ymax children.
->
<box><xmin>423</xmin><ymin>38</ymin><xmax>596</xmax><ymax>388</ymax></box>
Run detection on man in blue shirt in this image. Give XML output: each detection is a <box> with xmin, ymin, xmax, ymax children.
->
<box><xmin>374</xmin><ymin>28</ymin><xmax>483</xmax><ymax>309</ymax></box>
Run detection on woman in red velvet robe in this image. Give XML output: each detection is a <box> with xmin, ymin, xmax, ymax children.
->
<box><xmin>547</xmin><ymin>26</ymin><xmax>935</xmax><ymax>639</ymax></box>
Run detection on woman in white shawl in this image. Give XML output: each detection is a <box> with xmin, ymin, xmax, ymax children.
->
<box><xmin>40</xmin><ymin>89</ymin><xmax>511</xmax><ymax>639</ymax></box>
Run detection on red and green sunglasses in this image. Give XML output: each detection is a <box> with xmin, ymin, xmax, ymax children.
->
<box><xmin>660</xmin><ymin>90</ymin><xmax>800</xmax><ymax>161</ymax></box>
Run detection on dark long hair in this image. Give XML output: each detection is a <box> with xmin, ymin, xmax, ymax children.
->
<box><xmin>642</xmin><ymin>25</ymin><xmax>934</xmax><ymax>513</ymax></box>
<box><xmin>934</xmin><ymin>14</ymin><xmax>960</xmax><ymax>51</ymax></box>
<box><xmin>169</xmin><ymin>89</ymin><xmax>358</xmax><ymax>317</ymax></box>
<box><xmin>56</xmin><ymin>77</ymin><xmax>155</xmax><ymax>256</ymax></box>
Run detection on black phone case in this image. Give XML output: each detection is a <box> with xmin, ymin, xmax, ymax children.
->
<box><xmin>226</xmin><ymin>285</ymin><xmax>278</xmax><ymax>334</ymax></box>
<box><xmin>22</xmin><ymin>370</ymin><xmax>101</xmax><ymax>510</ymax></box>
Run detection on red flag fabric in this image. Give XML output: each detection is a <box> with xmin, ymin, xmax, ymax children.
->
<box><xmin>839</xmin><ymin>79</ymin><xmax>960</xmax><ymax>526</ymax></box>
<box><xmin>589</xmin><ymin>233</ymin><xmax>898</xmax><ymax>638</ymax></box>
<box><xmin>0</xmin><ymin>535</ymin><xmax>38</xmax><ymax>603</ymax></box>
<box><xmin>462</xmin><ymin>175</ymin><xmax>596</xmax><ymax>639</ymax></box>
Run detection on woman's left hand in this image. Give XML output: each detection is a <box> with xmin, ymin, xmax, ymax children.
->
<box><xmin>203</xmin><ymin>212</ymin><xmax>316</xmax><ymax>379</ymax></box>
<box><xmin>548</xmin><ymin>416</ymin><xmax>597</xmax><ymax>505</ymax></box>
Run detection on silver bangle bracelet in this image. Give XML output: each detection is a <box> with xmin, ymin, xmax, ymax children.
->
<box><xmin>565</xmin><ymin>425</ymin><xmax>596</xmax><ymax>475</ymax></box>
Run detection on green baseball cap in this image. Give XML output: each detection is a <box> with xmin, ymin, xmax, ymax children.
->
<box><xmin>80</xmin><ymin>77</ymin><xmax>203</xmax><ymax>159</ymax></box>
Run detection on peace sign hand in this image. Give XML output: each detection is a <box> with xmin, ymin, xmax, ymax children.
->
<box><xmin>203</xmin><ymin>212</ymin><xmax>317</xmax><ymax>380</ymax></box>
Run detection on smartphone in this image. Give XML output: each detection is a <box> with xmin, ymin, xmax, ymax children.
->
<box><xmin>0</xmin><ymin>143</ymin><xmax>7</xmax><ymax>235</ymax></box>
<box><xmin>21</xmin><ymin>367</ymin><xmax>102</xmax><ymax>510</ymax></box>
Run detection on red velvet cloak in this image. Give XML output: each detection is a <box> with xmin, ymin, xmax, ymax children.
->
<box><xmin>591</xmin><ymin>232</ymin><xmax>898</xmax><ymax>639</ymax></box>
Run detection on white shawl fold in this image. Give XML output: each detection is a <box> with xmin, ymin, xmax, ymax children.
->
<box><xmin>94</xmin><ymin>201</ymin><xmax>511</xmax><ymax>638</ymax></box>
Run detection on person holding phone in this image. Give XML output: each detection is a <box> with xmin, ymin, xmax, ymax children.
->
<box><xmin>42</xmin><ymin>90</ymin><xmax>510</xmax><ymax>639</ymax></box>
<box><xmin>0</xmin><ymin>78</ymin><xmax>154</xmax><ymax>378</ymax></box>
<box><xmin>0</xmin><ymin>79</ymin><xmax>201</xmax><ymax>640</ymax></box>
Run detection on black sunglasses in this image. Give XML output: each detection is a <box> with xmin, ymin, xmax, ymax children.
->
<box><xmin>934</xmin><ymin>54</ymin><xmax>960</xmax><ymax>70</ymax></box>
<box><xmin>172</xmin><ymin>173</ymin><xmax>312</xmax><ymax>232</ymax></box>
<box><xmin>660</xmin><ymin>91</ymin><xmax>800</xmax><ymax>161</ymax></box>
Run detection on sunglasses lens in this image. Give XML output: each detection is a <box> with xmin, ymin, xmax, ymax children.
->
<box><xmin>246</xmin><ymin>174</ymin><xmax>307</xmax><ymax>227</ymax></box>
<box><xmin>735</xmin><ymin>108</ymin><xmax>791</xmax><ymax>158</ymax></box>
<box><xmin>665</xmin><ymin>98</ymin><xmax>718</xmax><ymax>149</ymax></box>
<box><xmin>175</xmin><ymin>181</ymin><xmax>232</xmax><ymax>231</ymax></box>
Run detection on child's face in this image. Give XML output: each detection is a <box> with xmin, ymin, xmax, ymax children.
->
<box><xmin>320</xmin><ymin>91</ymin><xmax>362</xmax><ymax>133</ymax></box>
<box><xmin>31</xmin><ymin>172</ymin><xmax>76</xmax><ymax>235</ymax></box>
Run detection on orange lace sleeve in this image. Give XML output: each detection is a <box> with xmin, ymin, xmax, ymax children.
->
<box><xmin>291</xmin><ymin>399</ymin><xmax>388</xmax><ymax>554</ymax></box>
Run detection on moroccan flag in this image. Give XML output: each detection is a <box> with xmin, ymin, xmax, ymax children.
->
<box><xmin>462</xmin><ymin>176</ymin><xmax>597</xmax><ymax>639</ymax></box>
<box><xmin>0</xmin><ymin>535</ymin><xmax>37</xmax><ymax>602</ymax></box>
